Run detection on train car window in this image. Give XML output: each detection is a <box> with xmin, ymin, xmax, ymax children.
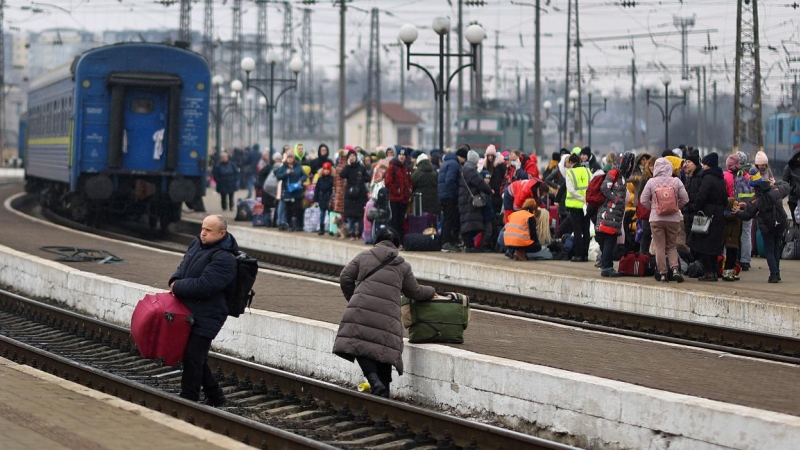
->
<box><xmin>481</xmin><ymin>120</ymin><xmax>499</xmax><ymax>131</ymax></box>
<box><xmin>467</xmin><ymin>119</ymin><xmax>479</xmax><ymax>130</ymax></box>
<box><xmin>130</xmin><ymin>98</ymin><xmax>154</xmax><ymax>114</ymax></box>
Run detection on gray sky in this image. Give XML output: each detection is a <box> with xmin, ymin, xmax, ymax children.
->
<box><xmin>5</xmin><ymin>0</ymin><xmax>799</xmax><ymax>105</ymax></box>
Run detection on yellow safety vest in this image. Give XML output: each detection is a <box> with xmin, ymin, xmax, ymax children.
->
<box><xmin>504</xmin><ymin>210</ymin><xmax>535</xmax><ymax>247</ymax></box>
<box><xmin>565</xmin><ymin>166</ymin><xmax>591</xmax><ymax>209</ymax></box>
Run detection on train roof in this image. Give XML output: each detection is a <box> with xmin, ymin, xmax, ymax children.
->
<box><xmin>29</xmin><ymin>62</ymin><xmax>73</xmax><ymax>91</ymax></box>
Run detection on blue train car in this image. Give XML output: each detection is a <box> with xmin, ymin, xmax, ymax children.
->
<box><xmin>764</xmin><ymin>112</ymin><xmax>800</xmax><ymax>173</ymax></box>
<box><xmin>17</xmin><ymin>113</ymin><xmax>27</xmax><ymax>162</ymax></box>
<box><xmin>25</xmin><ymin>43</ymin><xmax>210</xmax><ymax>227</ymax></box>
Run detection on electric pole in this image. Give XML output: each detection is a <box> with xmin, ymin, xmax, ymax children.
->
<box><xmin>338</xmin><ymin>0</ymin><xmax>347</xmax><ymax>151</ymax></box>
<box><xmin>564</xmin><ymin>0</ymin><xmax>583</xmax><ymax>146</ymax></box>
<box><xmin>534</xmin><ymin>0</ymin><xmax>542</xmax><ymax>156</ymax></box>
<box><xmin>300</xmin><ymin>8</ymin><xmax>315</xmax><ymax>135</ymax></box>
<box><xmin>179</xmin><ymin>0</ymin><xmax>192</xmax><ymax>44</ymax></box>
<box><xmin>733</xmin><ymin>0</ymin><xmax>763</xmax><ymax>154</ymax></box>
<box><xmin>230</xmin><ymin>0</ymin><xmax>243</xmax><ymax>85</ymax></box>
<box><xmin>203</xmin><ymin>0</ymin><xmax>214</xmax><ymax>69</ymax></box>
<box><xmin>365</xmin><ymin>8</ymin><xmax>382</xmax><ymax>150</ymax></box>
<box><xmin>281</xmin><ymin>2</ymin><xmax>294</xmax><ymax>139</ymax></box>
<box><xmin>631</xmin><ymin>58</ymin><xmax>638</xmax><ymax>149</ymax></box>
<box><xmin>673</xmin><ymin>15</ymin><xmax>696</xmax><ymax>80</ymax></box>
<box><xmin>493</xmin><ymin>31</ymin><xmax>505</xmax><ymax>99</ymax></box>
<box><xmin>457</xmin><ymin>0</ymin><xmax>464</xmax><ymax>115</ymax></box>
<box><xmin>0</xmin><ymin>0</ymin><xmax>4</xmax><ymax>160</ymax></box>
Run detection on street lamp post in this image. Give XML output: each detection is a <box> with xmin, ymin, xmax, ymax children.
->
<box><xmin>644</xmin><ymin>74</ymin><xmax>692</xmax><ymax>149</ymax></box>
<box><xmin>241</xmin><ymin>53</ymin><xmax>303</xmax><ymax>154</ymax></box>
<box><xmin>399</xmin><ymin>18</ymin><xmax>485</xmax><ymax>152</ymax></box>
<box><xmin>543</xmin><ymin>98</ymin><xmax>566</xmax><ymax>148</ymax></box>
<box><xmin>569</xmin><ymin>89</ymin><xmax>610</xmax><ymax>148</ymax></box>
<box><xmin>211</xmin><ymin>76</ymin><xmax>242</xmax><ymax>152</ymax></box>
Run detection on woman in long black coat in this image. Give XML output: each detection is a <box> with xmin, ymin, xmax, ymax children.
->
<box><xmin>340</xmin><ymin>151</ymin><xmax>368</xmax><ymax>239</ymax></box>
<box><xmin>681</xmin><ymin>151</ymin><xmax>703</xmax><ymax>235</ymax></box>
<box><xmin>685</xmin><ymin>152</ymin><xmax>728</xmax><ymax>281</ymax></box>
<box><xmin>459</xmin><ymin>150</ymin><xmax>493</xmax><ymax>252</ymax></box>
<box><xmin>411</xmin><ymin>153</ymin><xmax>440</xmax><ymax>215</ymax></box>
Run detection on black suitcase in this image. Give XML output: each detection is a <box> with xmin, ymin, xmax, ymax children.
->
<box><xmin>403</xmin><ymin>233</ymin><xmax>442</xmax><ymax>252</ymax></box>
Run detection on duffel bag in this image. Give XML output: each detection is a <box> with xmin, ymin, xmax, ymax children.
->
<box><xmin>782</xmin><ymin>239</ymin><xmax>800</xmax><ymax>260</ymax></box>
<box><xmin>401</xmin><ymin>293</ymin><xmax>470</xmax><ymax>344</ymax></box>
<box><xmin>618</xmin><ymin>251</ymin><xmax>653</xmax><ymax>276</ymax></box>
<box><xmin>403</xmin><ymin>233</ymin><xmax>442</xmax><ymax>252</ymax></box>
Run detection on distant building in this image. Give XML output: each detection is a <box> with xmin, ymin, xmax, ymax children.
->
<box><xmin>345</xmin><ymin>102</ymin><xmax>423</xmax><ymax>150</ymax></box>
<box><xmin>27</xmin><ymin>28</ymin><xmax>97</xmax><ymax>80</ymax></box>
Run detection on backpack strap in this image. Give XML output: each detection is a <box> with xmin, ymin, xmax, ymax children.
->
<box><xmin>357</xmin><ymin>254</ymin><xmax>397</xmax><ymax>286</ymax></box>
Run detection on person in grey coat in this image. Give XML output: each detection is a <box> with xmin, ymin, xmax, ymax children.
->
<box><xmin>333</xmin><ymin>228</ymin><xmax>435</xmax><ymax>398</ymax></box>
<box><xmin>459</xmin><ymin>150</ymin><xmax>493</xmax><ymax>252</ymax></box>
<box><xmin>596</xmin><ymin>152</ymin><xmax>635</xmax><ymax>277</ymax></box>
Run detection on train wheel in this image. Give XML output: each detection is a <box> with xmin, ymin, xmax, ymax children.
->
<box><xmin>63</xmin><ymin>193</ymin><xmax>87</xmax><ymax>223</ymax></box>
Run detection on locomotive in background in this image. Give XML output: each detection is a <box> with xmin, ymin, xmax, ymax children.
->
<box><xmin>22</xmin><ymin>43</ymin><xmax>210</xmax><ymax>229</ymax></box>
<box><xmin>764</xmin><ymin>112</ymin><xmax>800</xmax><ymax>173</ymax></box>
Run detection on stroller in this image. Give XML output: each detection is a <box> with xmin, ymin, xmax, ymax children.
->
<box><xmin>366</xmin><ymin>187</ymin><xmax>392</xmax><ymax>243</ymax></box>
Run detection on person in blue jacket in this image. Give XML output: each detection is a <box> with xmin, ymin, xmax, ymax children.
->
<box><xmin>275</xmin><ymin>152</ymin><xmax>308</xmax><ymax>231</ymax></box>
<box><xmin>438</xmin><ymin>145</ymin><xmax>468</xmax><ymax>252</ymax></box>
<box><xmin>169</xmin><ymin>214</ymin><xmax>237</xmax><ymax>407</ymax></box>
<box><xmin>211</xmin><ymin>152</ymin><xmax>240</xmax><ymax>211</ymax></box>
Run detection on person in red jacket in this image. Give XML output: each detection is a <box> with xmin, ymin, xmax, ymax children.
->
<box><xmin>523</xmin><ymin>154</ymin><xmax>541</xmax><ymax>180</ymax></box>
<box><xmin>503</xmin><ymin>178</ymin><xmax>546</xmax><ymax>223</ymax></box>
<box><xmin>385</xmin><ymin>147</ymin><xmax>413</xmax><ymax>240</ymax></box>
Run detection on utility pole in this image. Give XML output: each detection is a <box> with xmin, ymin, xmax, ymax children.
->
<box><xmin>702</xmin><ymin>66</ymin><xmax>707</xmax><ymax>150</ymax></box>
<box><xmin>713</xmin><ymin>81</ymin><xmax>718</xmax><ymax>149</ymax></box>
<box><xmin>533</xmin><ymin>0</ymin><xmax>542</xmax><ymax>156</ymax></box>
<box><xmin>365</xmin><ymin>8</ymin><xmax>382</xmax><ymax>150</ymax></box>
<box><xmin>493</xmin><ymin>31</ymin><xmax>505</xmax><ymax>99</ymax></box>
<box><xmin>446</xmin><ymin>31</ymin><xmax>452</xmax><ymax>148</ymax></box>
<box><xmin>338</xmin><ymin>0</ymin><xmax>346</xmax><ymax>151</ymax></box>
<box><xmin>202</xmin><ymin>0</ymin><xmax>214</xmax><ymax>70</ymax></box>
<box><xmin>299</xmin><ymin>8</ymin><xmax>315</xmax><ymax>135</ymax></box>
<box><xmin>281</xmin><ymin>2</ymin><xmax>294</xmax><ymax>139</ymax></box>
<box><xmin>673</xmin><ymin>15</ymin><xmax>696</xmax><ymax>80</ymax></box>
<box><xmin>733</xmin><ymin>0</ymin><xmax>763</xmax><ymax>154</ymax></box>
<box><xmin>695</xmin><ymin>66</ymin><xmax>703</xmax><ymax>150</ymax></box>
<box><xmin>0</xmin><ymin>0</ymin><xmax>4</xmax><ymax>160</ymax></box>
<box><xmin>231</xmin><ymin>0</ymin><xmax>243</xmax><ymax>85</ymax></box>
<box><xmin>457</xmin><ymin>0</ymin><xmax>464</xmax><ymax>115</ymax></box>
<box><xmin>179</xmin><ymin>0</ymin><xmax>192</xmax><ymax>44</ymax></box>
<box><xmin>564</xmin><ymin>0</ymin><xmax>583</xmax><ymax>146</ymax></box>
<box><xmin>256</xmin><ymin>1</ymin><xmax>268</xmax><ymax>81</ymax></box>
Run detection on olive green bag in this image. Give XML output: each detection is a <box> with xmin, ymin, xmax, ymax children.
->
<box><xmin>401</xmin><ymin>293</ymin><xmax>471</xmax><ymax>344</ymax></box>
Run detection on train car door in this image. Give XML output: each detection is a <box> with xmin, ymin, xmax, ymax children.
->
<box><xmin>121</xmin><ymin>88</ymin><xmax>169</xmax><ymax>171</ymax></box>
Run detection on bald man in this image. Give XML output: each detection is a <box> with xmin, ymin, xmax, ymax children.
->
<box><xmin>169</xmin><ymin>214</ymin><xmax>238</xmax><ymax>406</ymax></box>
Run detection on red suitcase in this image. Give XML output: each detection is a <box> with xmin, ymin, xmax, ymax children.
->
<box><xmin>130</xmin><ymin>292</ymin><xmax>194</xmax><ymax>366</ymax></box>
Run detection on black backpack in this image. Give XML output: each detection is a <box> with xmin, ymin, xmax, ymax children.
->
<box><xmin>214</xmin><ymin>250</ymin><xmax>259</xmax><ymax>317</ymax></box>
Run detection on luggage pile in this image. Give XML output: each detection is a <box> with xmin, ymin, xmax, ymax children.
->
<box><xmin>401</xmin><ymin>292</ymin><xmax>470</xmax><ymax>344</ymax></box>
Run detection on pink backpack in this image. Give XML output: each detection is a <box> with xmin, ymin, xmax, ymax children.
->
<box><xmin>653</xmin><ymin>180</ymin><xmax>679</xmax><ymax>215</ymax></box>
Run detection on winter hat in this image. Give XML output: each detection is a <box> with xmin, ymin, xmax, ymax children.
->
<box><xmin>671</xmin><ymin>147</ymin><xmax>683</xmax><ymax>159</ymax></box>
<box><xmin>501</xmin><ymin>150</ymin><xmax>510</xmax><ymax>159</ymax></box>
<box><xmin>480</xmin><ymin>169</ymin><xmax>491</xmax><ymax>180</ymax></box>
<box><xmin>749</xmin><ymin>168</ymin><xmax>764</xmax><ymax>186</ymax></box>
<box><xmin>755</xmin><ymin>151</ymin><xmax>768</xmax><ymax>166</ymax></box>
<box><xmin>737</xmin><ymin>151</ymin><xmax>750</xmax><ymax>167</ymax></box>
<box><xmin>416</xmin><ymin>153</ymin><xmax>428</xmax><ymax>163</ymax></box>
<box><xmin>664</xmin><ymin>156</ymin><xmax>684</xmax><ymax>176</ymax></box>
<box><xmin>397</xmin><ymin>147</ymin><xmax>408</xmax><ymax>157</ymax></box>
<box><xmin>551</xmin><ymin>151</ymin><xmax>561</xmax><ymax>161</ymax></box>
<box><xmin>376</xmin><ymin>150</ymin><xmax>386</xmax><ymax>160</ymax></box>
<box><xmin>701</xmin><ymin>152</ymin><xmax>719</xmax><ymax>168</ymax></box>
<box><xmin>494</xmin><ymin>151</ymin><xmax>506</xmax><ymax>167</ymax></box>
<box><xmin>321</xmin><ymin>161</ymin><xmax>333</xmax><ymax>171</ymax></box>
<box><xmin>571</xmin><ymin>147</ymin><xmax>582</xmax><ymax>155</ymax></box>
<box><xmin>580</xmin><ymin>146</ymin><xmax>592</xmax><ymax>156</ymax></box>
<box><xmin>410</xmin><ymin>149</ymin><xmax>422</xmax><ymax>159</ymax></box>
<box><xmin>485</xmin><ymin>145</ymin><xmax>497</xmax><ymax>156</ymax></box>
<box><xmin>467</xmin><ymin>150</ymin><xmax>480</xmax><ymax>165</ymax></box>
<box><xmin>456</xmin><ymin>147</ymin><xmax>469</xmax><ymax>160</ymax></box>
<box><xmin>685</xmin><ymin>150</ymin><xmax>701</xmax><ymax>168</ymax></box>
<box><xmin>344</xmin><ymin>144</ymin><xmax>355</xmax><ymax>152</ymax></box>
<box><xmin>272</xmin><ymin>152</ymin><xmax>282</xmax><ymax>161</ymax></box>
<box><xmin>726</xmin><ymin>153</ymin><xmax>741</xmax><ymax>170</ymax></box>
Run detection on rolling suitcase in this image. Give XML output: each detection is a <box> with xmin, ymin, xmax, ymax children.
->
<box><xmin>130</xmin><ymin>292</ymin><xmax>194</xmax><ymax>367</ymax></box>
<box><xmin>411</xmin><ymin>192</ymin><xmax>423</xmax><ymax>217</ymax></box>
<box><xmin>407</xmin><ymin>212</ymin><xmax>437</xmax><ymax>235</ymax></box>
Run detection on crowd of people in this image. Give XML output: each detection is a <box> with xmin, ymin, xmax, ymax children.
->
<box><xmin>209</xmin><ymin>141</ymin><xmax>800</xmax><ymax>284</ymax></box>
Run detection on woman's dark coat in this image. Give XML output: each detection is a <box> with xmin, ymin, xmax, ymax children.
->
<box><xmin>682</xmin><ymin>167</ymin><xmax>703</xmax><ymax>233</ymax></box>
<box><xmin>212</xmin><ymin>161</ymin><xmax>239</xmax><ymax>194</ymax></box>
<box><xmin>736</xmin><ymin>181</ymin><xmax>791</xmax><ymax>236</ymax></box>
<box><xmin>458</xmin><ymin>161</ymin><xmax>493</xmax><ymax>234</ymax></box>
<box><xmin>488</xmin><ymin>163</ymin><xmax>507</xmax><ymax>213</ymax></box>
<box><xmin>340</xmin><ymin>162</ymin><xmax>368</xmax><ymax>219</ymax></box>
<box><xmin>310</xmin><ymin>145</ymin><xmax>331</xmax><ymax>175</ymax></box>
<box><xmin>411</xmin><ymin>159</ymin><xmax>440</xmax><ymax>215</ymax></box>
<box><xmin>596</xmin><ymin>169</ymin><xmax>628</xmax><ymax>235</ymax></box>
<box><xmin>275</xmin><ymin>160</ymin><xmax>308</xmax><ymax>200</ymax></box>
<box><xmin>169</xmin><ymin>233</ymin><xmax>238</xmax><ymax>339</ymax></box>
<box><xmin>782</xmin><ymin>150</ymin><xmax>800</xmax><ymax>203</ymax></box>
<box><xmin>686</xmin><ymin>167</ymin><xmax>728</xmax><ymax>255</ymax></box>
<box><xmin>333</xmin><ymin>241</ymin><xmax>435</xmax><ymax>374</ymax></box>
<box><xmin>437</xmin><ymin>152</ymin><xmax>460</xmax><ymax>202</ymax></box>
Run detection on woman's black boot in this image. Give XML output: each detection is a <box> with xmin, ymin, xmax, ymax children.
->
<box><xmin>366</xmin><ymin>372</ymin><xmax>387</xmax><ymax>397</ymax></box>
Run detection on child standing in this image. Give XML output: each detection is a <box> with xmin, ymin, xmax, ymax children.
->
<box><xmin>722</xmin><ymin>198</ymin><xmax>742</xmax><ymax>281</ymax></box>
<box><xmin>313</xmin><ymin>162</ymin><xmax>334</xmax><ymax>235</ymax></box>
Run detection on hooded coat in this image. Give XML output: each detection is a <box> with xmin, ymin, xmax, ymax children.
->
<box><xmin>736</xmin><ymin>181</ymin><xmax>791</xmax><ymax>236</ymax></box>
<box><xmin>310</xmin><ymin>144</ymin><xmax>331</xmax><ymax>175</ymax></box>
<box><xmin>459</xmin><ymin>152</ymin><xmax>493</xmax><ymax>234</ymax></box>
<box><xmin>686</xmin><ymin>166</ymin><xmax>728</xmax><ymax>255</ymax></box>
<box><xmin>275</xmin><ymin>159</ymin><xmax>308</xmax><ymax>200</ymax></box>
<box><xmin>169</xmin><ymin>233</ymin><xmax>238</xmax><ymax>339</ymax></box>
<box><xmin>596</xmin><ymin>154</ymin><xmax>634</xmax><ymax>236</ymax></box>
<box><xmin>340</xmin><ymin>160</ymin><xmax>368</xmax><ymax>219</ymax></box>
<box><xmin>293</xmin><ymin>143</ymin><xmax>309</xmax><ymax>166</ymax></box>
<box><xmin>681</xmin><ymin>166</ymin><xmax>703</xmax><ymax>231</ymax></box>
<box><xmin>411</xmin><ymin>158</ymin><xmax>440</xmax><ymax>215</ymax></box>
<box><xmin>386</xmin><ymin>157</ymin><xmax>413</xmax><ymax>203</ymax></box>
<box><xmin>333</xmin><ymin>241</ymin><xmax>435</xmax><ymax>374</ymax></box>
<box><xmin>640</xmin><ymin>157</ymin><xmax>690</xmax><ymax>223</ymax></box>
<box><xmin>212</xmin><ymin>160</ymin><xmax>240</xmax><ymax>194</ymax></box>
<box><xmin>782</xmin><ymin>150</ymin><xmax>800</xmax><ymax>203</ymax></box>
<box><xmin>438</xmin><ymin>152</ymin><xmax>461</xmax><ymax>201</ymax></box>
<box><xmin>523</xmin><ymin>154</ymin><xmax>541</xmax><ymax>179</ymax></box>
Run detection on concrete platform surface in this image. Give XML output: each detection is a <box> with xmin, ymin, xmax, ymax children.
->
<box><xmin>0</xmin><ymin>357</ymin><xmax>250</xmax><ymax>450</ymax></box>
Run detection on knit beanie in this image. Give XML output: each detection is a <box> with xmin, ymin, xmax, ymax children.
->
<box><xmin>321</xmin><ymin>161</ymin><xmax>333</xmax><ymax>171</ymax></box>
<box><xmin>485</xmin><ymin>144</ymin><xmax>497</xmax><ymax>156</ymax></box>
<box><xmin>755</xmin><ymin>151</ymin><xmax>768</xmax><ymax>166</ymax></box>
<box><xmin>467</xmin><ymin>150</ymin><xmax>480</xmax><ymax>165</ymax></box>
<box><xmin>551</xmin><ymin>151</ymin><xmax>561</xmax><ymax>161</ymax></box>
<box><xmin>701</xmin><ymin>152</ymin><xmax>719</xmax><ymax>168</ymax></box>
<box><xmin>672</xmin><ymin>147</ymin><xmax>683</xmax><ymax>159</ymax></box>
<box><xmin>410</xmin><ymin>149</ymin><xmax>422</xmax><ymax>159</ymax></box>
<box><xmin>456</xmin><ymin>148</ymin><xmax>469</xmax><ymax>160</ymax></box>
<box><xmin>685</xmin><ymin>150</ymin><xmax>701</xmax><ymax>168</ymax></box>
<box><xmin>571</xmin><ymin>147</ymin><xmax>582</xmax><ymax>155</ymax></box>
<box><xmin>664</xmin><ymin>156</ymin><xmax>684</xmax><ymax>176</ymax></box>
<box><xmin>580</xmin><ymin>146</ymin><xmax>592</xmax><ymax>156</ymax></box>
<box><xmin>726</xmin><ymin>153</ymin><xmax>741</xmax><ymax>170</ymax></box>
<box><xmin>749</xmin><ymin>168</ymin><xmax>764</xmax><ymax>186</ymax></box>
<box><xmin>416</xmin><ymin>153</ymin><xmax>428</xmax><ymax>163</ymax></box>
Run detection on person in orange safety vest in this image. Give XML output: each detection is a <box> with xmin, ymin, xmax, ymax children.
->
<box><xmin>503</xmin><ymin>198</ymin><xmax>542</xmax><ymax>261</ymax></box>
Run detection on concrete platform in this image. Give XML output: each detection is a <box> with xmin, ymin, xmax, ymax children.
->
<box><xmin>0</xmin><ymin>357</ymin><xmax>249</xmax><ymax>450</ymax></box>
<box><xmin>2</xmin><ymin>185</ymin><xmax>800</xmax><ymax>449</ymax></box>
<box><xmin>191</xmin><ymin>190</ymin><xmax>800</xmax><ymax>339</ymax></box>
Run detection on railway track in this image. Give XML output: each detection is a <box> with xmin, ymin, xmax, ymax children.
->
<box><xmin>23</xmin><ymin>193</ymin><xmax>800</xmax><ymax>366</ymax></box>
<box><xmin>0</xmin><ymin>289</ymin><xmax>570</xmax><ymax>450</ymax></box>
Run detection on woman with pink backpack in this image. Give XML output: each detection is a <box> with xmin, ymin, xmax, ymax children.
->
<box><xmin>640</xmin><ymin>157</ymin><xmax>690</xmax><ymax>282</ymax></box>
